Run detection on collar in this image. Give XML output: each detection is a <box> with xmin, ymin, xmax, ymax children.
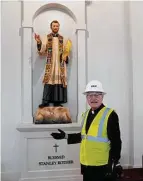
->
<box><xmin>52</xmin><ymin>33</ymin><xmax>59</xmax><ymax>37</ymax></box>
<box><xmin>90</xmin><ymin>104</ymin><xmax>105</xmax><ymax>114</ymax></box>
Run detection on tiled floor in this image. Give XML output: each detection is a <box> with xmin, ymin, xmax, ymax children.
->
<box><xmin>121</xmin><ymin>168</ymin><xmax>143</xmax><ymax>181</ymax></box>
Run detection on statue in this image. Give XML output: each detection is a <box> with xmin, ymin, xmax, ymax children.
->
<box><xmin>34</xmin><ymin>20</ymin><xmax>72</xmax><ymax>124</ymax></box>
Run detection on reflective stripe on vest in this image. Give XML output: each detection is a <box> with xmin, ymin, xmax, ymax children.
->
<box><xmin>81</xmin><ymin>135</ymin><xmax>109</xmax><ymax>142</ymax></box>
<box><xmin>81</xmin><ymin>110</ymin><xmax>89</xmax><ymax>127</ymax></box>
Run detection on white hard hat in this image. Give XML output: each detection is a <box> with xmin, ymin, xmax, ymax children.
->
<box><xmin>83</xmin><ymin>80</ymin><xmax>106</xmax><ymax>95</ymax></box>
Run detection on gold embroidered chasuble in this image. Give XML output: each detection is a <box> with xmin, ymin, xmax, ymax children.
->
<box><xmin>38</xmin><ymin>33</ymin><xmax>72</xmax><ymax>88</ymax></box>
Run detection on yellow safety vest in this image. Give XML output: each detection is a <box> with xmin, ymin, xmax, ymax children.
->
<box><xmin>80</xmin><ymin>107</ymin><xmax>113</xmax><ymax>166</ymax></box>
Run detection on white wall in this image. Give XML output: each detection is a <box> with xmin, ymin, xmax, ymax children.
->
<box><xmin>1</xmin><ymin>2</ymin><xmax>21</xmax><ymax>181</ymax></box>
<box><xmin>1</xmin><ymin>1</ymin><xmax>143</xmax><ymax>181</ymax></box>
<box><xmin>129</xmin><ymin>1</ymin><xmax>143</xmax><ymax>168</ymax></box>
<box><xmin>87</xmin><ymin>1</ymin><xmax>131</xmax><ymax>166</ymax></box>
<box><xmin>86</xmin><ymin>1</ymin><xmax>143</xmax><ymax>167</ymax></box>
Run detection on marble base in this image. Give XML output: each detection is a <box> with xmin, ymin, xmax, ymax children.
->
<box><xmin>17</xmin><ymin>124</ymin><xmax>82</xmax><ymax>181</ymax></box>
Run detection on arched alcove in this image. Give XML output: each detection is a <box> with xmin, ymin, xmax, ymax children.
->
<box><xmin>32</xmin><ymin>3</ymin><xmax>77</xmax><ymax>23</ymax></box>
<box><xmin>20</xmin><ymin>1</ymin><xmax>87</xmax><ymax>125</ymax></box>
<box><xmin>32</xmin><ymin>4</ymin><xmax>78</xmax><ymax>122</ymax></box>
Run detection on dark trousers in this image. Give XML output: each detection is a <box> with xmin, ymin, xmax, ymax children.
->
<box><xmin>82</xmin><ymin>165</ymin><xmax>108</xmax><ymax>181</ymax></box>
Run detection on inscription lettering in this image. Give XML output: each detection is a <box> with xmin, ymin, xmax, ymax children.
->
<box><xmin>58</xmin><ymin>160</ymin><xmax>73</xmax><ymax>164</ymax></box>
<box><xmin>48</xmin><ymin>155</ymin><xmax>65</xmax><ymax>159</ymax></box>
<box><xmin>39</xmin><ymin>161</ymin><xmax>57</xmax><ymax>166</ymax></box>
<box><xmin>39</xmin><ymin>155</ymin><xmax>74</xmax><ymax>166</ymax></box>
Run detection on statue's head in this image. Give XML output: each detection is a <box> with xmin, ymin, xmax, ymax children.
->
<box><xmin>50</xmin><ymin>20</ymin><xmax>60</xmax><ymax>34</ymax></box>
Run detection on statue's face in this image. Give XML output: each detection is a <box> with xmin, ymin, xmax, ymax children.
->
<box><xmin>51</xmin><ymin>23</ymin><xmax>60</xmax><ymax>33</ymax></box>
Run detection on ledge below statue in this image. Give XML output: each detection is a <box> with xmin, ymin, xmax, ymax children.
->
<box><xmin>34</xmin><ymin>106</ymin><xmax>72</xmax><ymax>124</ymax></box>
<box><xmin>16</xmin><ymin>123</ymin><xmax>81</xmax><ymax>132</ymax></box>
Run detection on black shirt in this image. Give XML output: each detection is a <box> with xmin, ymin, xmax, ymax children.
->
<box><xmin>67</xmin><ymin>104</ymin><xmax>122</xmax><ymax>164</ymax></box>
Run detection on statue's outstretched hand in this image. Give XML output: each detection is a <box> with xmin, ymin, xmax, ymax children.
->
<box><xmin>51</xmin><ymin>129</ymin><xmax>66</xmax><ymax>140</ymax></box>
<box><xmin>34</xmin><ymin>33</ymin><xmax>41</xmax><ymax>43</ymax></box>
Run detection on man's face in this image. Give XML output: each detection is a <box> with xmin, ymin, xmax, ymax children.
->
<box><xmin>51</xmin><ymin>23</ymin><xmax>59</xmax><ymax>33</ymax></box>
<box><xmin>86</xmin><ymin>92</ymin><xmax>104</xmax><ymax>109</ymax></box>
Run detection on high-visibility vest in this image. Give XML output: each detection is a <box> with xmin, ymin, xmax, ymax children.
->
<box><xmin>80</xmin><ymin>107</ymin><xmax>113</xmax><ymax>166</ymax></box>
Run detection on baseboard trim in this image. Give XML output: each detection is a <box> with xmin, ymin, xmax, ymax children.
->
<box><xmin>133</xmin><ymin>165</ymin><xmax>143</xmax><ymax>168</ymax></box>
<box><xmin>20</xmin><ymin>175</ymin><xmax>83</xmax><ymax>181</ymax></box>
<box><xmin>122</xmin><ymin>164</ymin><xmax>133</xmax><ymax>169</ymax></box>
<box><xmin>1</xmin><ymin>171</ymin><xmax>21</xmax><ymax>181</ymax></box>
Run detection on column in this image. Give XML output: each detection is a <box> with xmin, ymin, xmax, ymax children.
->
<box><xmin>77</xmin><ymin>29</ymin><xmax>87</xmax><ymax>123</ymax></box>
<box><xmin>22</xmin><ymin>27</ymin><xmax>33</xmax><ymax>124</ymax></box>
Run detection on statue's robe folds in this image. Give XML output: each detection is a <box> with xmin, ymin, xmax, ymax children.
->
<box><xmin>37</xmin><ymin>33</ymin><xmax>72</xmax><ymax>105</ymax></box>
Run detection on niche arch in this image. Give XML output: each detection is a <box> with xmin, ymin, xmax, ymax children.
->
<box><xmin>32</xmin><ymin>3</ymin><xmax>77</xmax><ymax>23</ymax></box>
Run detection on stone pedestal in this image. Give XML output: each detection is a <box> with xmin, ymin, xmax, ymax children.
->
<box><xmin>17</xmin><ymin>124</ymin><xmax>82</xmax><ymax>181</ymax></box>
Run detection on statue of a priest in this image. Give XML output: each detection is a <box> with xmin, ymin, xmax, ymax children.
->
<box><xmin>35</xmin><ymin>20</ymin><xmax>72</xmax><ymax>108</ymax></box>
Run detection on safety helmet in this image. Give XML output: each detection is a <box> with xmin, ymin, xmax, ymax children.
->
<box><xmin>83</xmin><ymin>80</ymin><xmax>106</xmax><ymax>95</ymax></box>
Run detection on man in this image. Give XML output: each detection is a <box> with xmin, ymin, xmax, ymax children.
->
<box><xmin>35</xmin><ymin>20</ymin><xmax>72</xmax><ymax>108</ymax></box>
<box><xmin>51</xmin><ymin>80</ymin><xmax>123</xmax><ymax>181</ymax></box>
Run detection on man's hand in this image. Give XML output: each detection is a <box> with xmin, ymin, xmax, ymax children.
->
<box><xmin>113</xmin><ymin>162</ymin><xmax>124</xmax><ymax>179</ymax></box>
<box><xmin>34</xmin><ymin>33</ymin><xmax>41</xmax><ymax>43</ymax></box>
<box><xmin>51</xmin><ymin>129</ymin><xmax>66</xmax><ymax>140</ymax></box>
<box><xmin>105</xmin><ymin>161</ymin><xmax>123</xmax><ymax>180</ymax></box>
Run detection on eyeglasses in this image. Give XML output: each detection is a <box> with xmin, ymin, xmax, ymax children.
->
<box><xmin>87</xmin><ymin>93</ymin><xmax>103</xmax><ymax>98</ymax></box>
